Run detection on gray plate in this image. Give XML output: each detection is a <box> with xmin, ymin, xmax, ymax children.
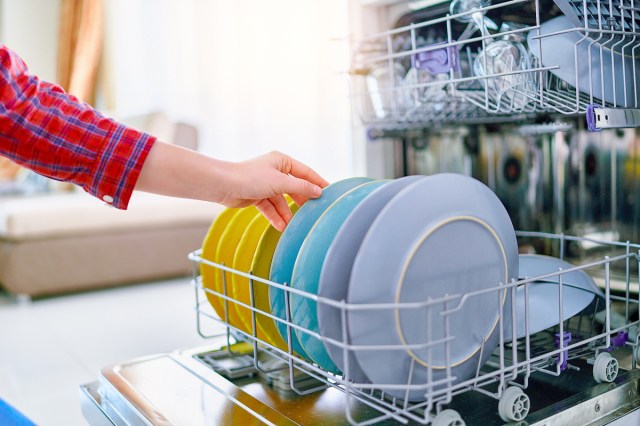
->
<box><xmin>519</xmin><ymin>254</ymin><xmax>604</xmax><ymax>297</ymax></box>
<box><xmin>504</xmin><ymin>254</ymin><xmax>605</xmax><ymax>341</ymax></box>
<box><xmin>347</xmin><ymin>173</ymin><xmax>518</xmax><ymax>401</ymax></box>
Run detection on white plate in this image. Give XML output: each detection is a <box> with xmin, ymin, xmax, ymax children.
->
<box><xmin>528</xmin><ymin>16</ymin><xmax>640</xmax><ymax>107</ymax></box>
<box><xmin>504</xmin><ymin>254</ymin><xmax>605</xmax><ymax>341</ymax></box>
<box><xmin>518</xmin><ymin>254</ymin><xmax>604</xmax><ymax>297</ymax></box>
<box><xmin>317</xmin><ymin>175</ymin><xmax>425</xmax><ymax>382</ymax></box>
<box><xmin>347</xmin><ymin>173</ymin><xmax>518</xmax><ymax>401</ymax></box>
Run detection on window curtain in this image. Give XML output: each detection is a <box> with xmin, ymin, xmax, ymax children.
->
<box><xmin>57</xmin><ymin>0</ymin><xmax>104</xmax><ymax>105</ymax></box>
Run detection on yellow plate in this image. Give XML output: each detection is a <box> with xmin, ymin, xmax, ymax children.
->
<box><xmin>200</xmin><ymin>207</ymin><xmax>241</xmax><ymax>321</ymax></box>
<box><xmin>231</xmin><ymin>212</ymin><xmax>271</xmax><ymax>338</ymax></box>
<box><xmin>215</xmin><ymin>206</ymin><xmax>260</xmax><ymax>330</ymax></box>
<box><xmin>249</xmin><ymin>201</ymin><xmax>300</xmax><ymax>352</ymax></box>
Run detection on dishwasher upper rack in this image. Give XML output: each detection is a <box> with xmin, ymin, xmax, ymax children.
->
<box><xmin>188</xmin><ymin>231</ymin><xmax>640</xmax><ymax>425</ymax></box>
<box><xmin>349</xmin><ymin>0</ymin><xmax>640</xmax><ymax>134</ymax></box>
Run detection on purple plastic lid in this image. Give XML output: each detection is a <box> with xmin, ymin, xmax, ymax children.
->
<box><xmin>412</xmin><ymin>42</ymin><xmax>458</xmax><ymax>74</ymax></box>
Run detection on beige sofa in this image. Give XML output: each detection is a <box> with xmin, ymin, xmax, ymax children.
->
<box><xmin>0</xmin><ymin>191</ymin><xmax>222</xmax><ymax>297</ymax></box>
<box><xmin>0</xmin><ymin>113</ymin><xmax>222</xmax><ymax>298</ymax></box>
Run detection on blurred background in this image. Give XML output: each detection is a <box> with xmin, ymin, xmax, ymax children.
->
<box><xmin>0</xmin><ymin>2</ymin><xmax>356</xmax><ymax>425</ymax></box>
<box><xmin>0</xmin><ymin>0</ymin><xmax>355</xmax><ymax>181</ymax></box>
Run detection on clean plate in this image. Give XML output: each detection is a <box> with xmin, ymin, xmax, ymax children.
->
<box><xmin>347</xmin><ymin>174</ymin><xmax>518</xmax><ymax>401</ymax></box>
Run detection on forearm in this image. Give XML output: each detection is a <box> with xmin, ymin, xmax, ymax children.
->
<box><xmin>134</xmin><ymin>141</ymin><xmax>232</xmax><ymax>203</ymax></box>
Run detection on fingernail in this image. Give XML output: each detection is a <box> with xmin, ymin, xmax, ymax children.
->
<box><xmin>312</xmin><ymin>185</ymin><xmax>322</xmax><ymax>197</ymax></box>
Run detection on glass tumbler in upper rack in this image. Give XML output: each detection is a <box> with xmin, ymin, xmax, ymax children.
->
<box><xmin>449</xmin><ymin>0</ymin><xmax>535</xmax><ymax>111</ymax></box>
<box><xmin>473</xmin><ymin>39</ymin><xmax>533</xmax><ymax>111</ymax></box>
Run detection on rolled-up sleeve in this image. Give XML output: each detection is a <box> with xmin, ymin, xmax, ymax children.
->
<box><xmin>0</xmin><ymin>44</ymin><xmax>156</xmax><ymax>209</ymax></box>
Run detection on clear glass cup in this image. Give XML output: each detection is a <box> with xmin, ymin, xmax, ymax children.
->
<box><xmin>473</xmin><ymin>39</ymin><xmax>533</xmax><ymax>110</ymax></box>
<box><xmin>450</xmin><ymin>0</ymin><xmax>497</xmax><ymax>42</ymax></box>
<box><xmin>365</xmin><ymin>62</ymin><xmax>407</xmax><ymax>119</ymax></box>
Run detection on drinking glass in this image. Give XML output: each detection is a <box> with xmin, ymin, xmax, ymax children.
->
<box><xmin>473</xmin><ymin>39</ymin><xmax>533</xmax><ymax>110</ymax></box>
<box><xmin>366</xmin><ymin>61</ymin><xmax>408</xmax><ymax>119</ymax></box>
<box><xmin>450</xmin><ymin>0</ymin><xmax>497</xmax><ymax>42</ymax></box>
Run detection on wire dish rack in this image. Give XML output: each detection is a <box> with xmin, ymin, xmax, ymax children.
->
<box><xmin>349</xmin><ymin>0</ymin><xmax>640</xmax><ymax>134</ymax></box>
<box><xmin>187</xmin><ymin>231</ymin><xmax>640</xmax><ymax>425</ymax></box>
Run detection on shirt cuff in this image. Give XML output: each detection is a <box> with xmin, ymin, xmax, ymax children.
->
<box><xmin>84</xmin><ymin>122</ymin><xmax>157</xmax><ymax>210</ymax></box>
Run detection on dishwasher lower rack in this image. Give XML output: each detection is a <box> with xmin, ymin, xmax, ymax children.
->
<box><xmin>349</xmin><ymin>0</ymin><xmax>640</xmax><ymax>133</ymax></box>
<box><xmin>178</xmin><ymin>231</ymin><xmax>640</xmax><ymax>425</ymax></box>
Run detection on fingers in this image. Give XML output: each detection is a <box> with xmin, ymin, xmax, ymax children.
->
<box><xmin>256</xmin><ymin>199</ymin><xmax>286</xmax><ymax>232</ymax></box>
<box><xmin>288</xmin><ymin>193</ymin><xmax>307</xmax><ymax>207</ymax></box>
<box><xmin>288</xmin><ymin>157</ymin><xmax>329</xmax><ymax>188</ymax></box>
<box><xmin>270</xmin><ymin>194</ymin><xmax>293</xmax><ymax>224</ymax></box>
<box><xmin>257</xmin><ymin>152</ymin><xmax>328</xmax><ymax>202</ymax></box>
<box><xmin>274</xmin><ymin>153</ymin><xmax>330</xmax><ymax>210</ymax></box>
<box><xmin>256</xmin><ymin>196</ymin><xmax>293</xmax><ymax>232</ymax></box>
<box><xmin>279</xmin><ymin>175</ymin><xmax>323</xmax><ymax>201</ymax></box>
<box><xmin>241</xmin><ymin>152</ymin><xmax>329</xmax><ymax>231</ymax></box>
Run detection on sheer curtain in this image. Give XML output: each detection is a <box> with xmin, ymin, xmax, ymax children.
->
<box><xmin>102</xmin><ymin>0</ymin><xmax>353</xmax><ymax>181</ymax></box>
<box><xmin>57</xmin><ymin>0</ymin><xmax>104</xmax><ymax>104</ymax></box>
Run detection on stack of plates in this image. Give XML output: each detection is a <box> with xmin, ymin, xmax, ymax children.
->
<box><xmin>203</xmin><ymin>174</ymin><xmax>607</xmax><ymax>401</ymax></box>
<box><xmin>200</xmin><ymin>199</ymin><xmax>299</xmax><ymax>351</ymax></box>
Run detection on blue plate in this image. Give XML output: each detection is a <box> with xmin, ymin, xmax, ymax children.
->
<box><xmin>316</xmin><ymin>175</ymin><xmax>425</xmax><ymax>381</ymax></box>
<box><xmin>269</xmin><ymin>177</ymin><xmax>373</xmax><ymax>359</ymax></box>
<box><xmin>291</xmin><ymin>180</ymin><xmax>389</xmax><ymax>373</ymax></box>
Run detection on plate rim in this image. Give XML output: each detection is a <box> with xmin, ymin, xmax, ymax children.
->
<box><xmin>394</xmin><ymin>214</ymin><xmax>508</xmax><ymax>369</ymax></box>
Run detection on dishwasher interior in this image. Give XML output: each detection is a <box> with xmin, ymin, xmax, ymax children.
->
<box><xmin>81</xmin><ymin>0</ymin><xmax>640</xmax><ymax>424</ymax></box>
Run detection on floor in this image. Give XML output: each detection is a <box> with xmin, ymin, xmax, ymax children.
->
<box><xmin>0</xmin><ymin>277</ymin><xmax>223</xmax><ymax>426</ymax></box>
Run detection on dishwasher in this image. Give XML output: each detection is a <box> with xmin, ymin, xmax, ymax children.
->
<box><xmin>80</xmin><ymin>0</ymin><xmax>640</xmax><ymax>424</ymax></box>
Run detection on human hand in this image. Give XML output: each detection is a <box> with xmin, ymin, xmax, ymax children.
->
<box><xmin>136</xmin><ymin>143</ymin><xmax>328</xmax><ymax>232</ymax></box>
<box><xmin>219</xmin><ymin>151</ymin><xmax>329</xmax><ymax>231</ymax></box>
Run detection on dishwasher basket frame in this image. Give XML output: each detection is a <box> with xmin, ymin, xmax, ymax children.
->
<box><xmin>348</xmin><ymin>0</ymin><xmax>640</xmax><ymax>133</ymax></box>
<box><xmin>187</xmin><ymin>230</ymin><xmax>640</xmax><ymax>425</ymax></box>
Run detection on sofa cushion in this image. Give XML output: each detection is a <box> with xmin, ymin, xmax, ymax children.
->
<box><xmin>0</xmin><ymin>223</ymin><xmax>210</xmax><ymax>296</ymax></box>
<box><xmin>0</xmin><ymin>191</ymin><xmax>223</xmax><ymax>241</ymax></box>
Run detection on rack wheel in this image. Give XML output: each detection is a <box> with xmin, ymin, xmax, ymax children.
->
<box><xmin>593</xmin><ymin>352</ymin><xmax>619</xmax><ymax>383</ymax></box>
<box><xmin>432</xmin><ymin>409</ymin><xmax>465</xmax><ymax>426</ymax></box>
<box><xmin>498</xmin><ymin>387</ymin><xmax>530</xmax><ymax>422</ymax></box>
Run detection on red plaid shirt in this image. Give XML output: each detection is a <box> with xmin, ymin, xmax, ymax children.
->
<box><xmin>0</xmin><ymin>44</ymin><xmax>156</xmax><ymax>209</ymax></box>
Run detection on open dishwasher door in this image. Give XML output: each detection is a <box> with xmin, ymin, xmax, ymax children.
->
<box><xmin>80</xmin><ymin>337</ymin><xmax>640</xmax><ymax>426</ymax></box>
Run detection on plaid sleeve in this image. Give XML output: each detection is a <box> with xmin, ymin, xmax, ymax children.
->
<box><xmin>0</xmin><ymin>44</ymin><xmax>156</xmax><ymax>209</ymax></box>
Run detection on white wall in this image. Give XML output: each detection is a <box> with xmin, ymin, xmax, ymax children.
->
<box><xmin>103</xmin><ymin>0</ymin><xmax>354</xmax><ymax>182</ymax></box>
<box><xmin>0</xmin><ymin>0</ymin><xmax>60</xmax><ymax>83</ymax></box>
